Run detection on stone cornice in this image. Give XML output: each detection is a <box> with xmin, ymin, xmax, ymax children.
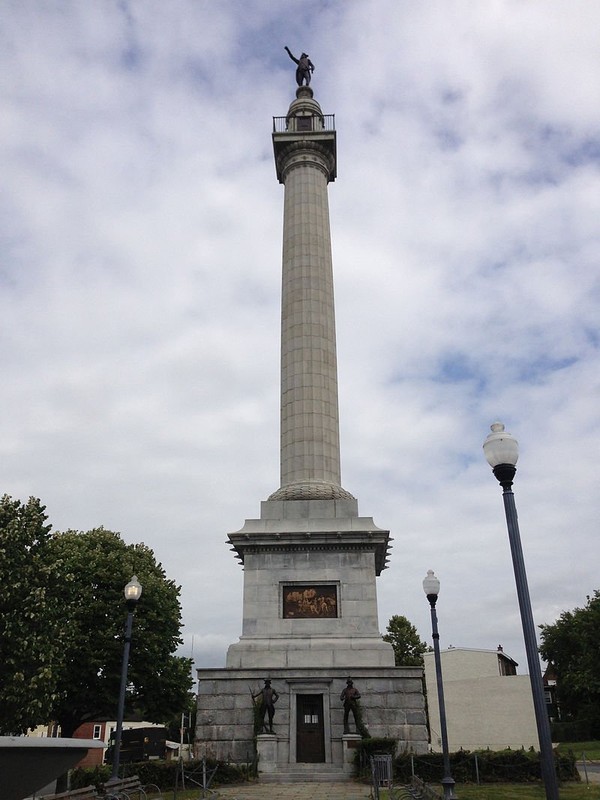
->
<box><xmin>228</xmin><ymin>528</ymin><xmax>392</xmax><ymax>575</ymax></box>
<box><xmin>273</xmin><ymin>136</ymin><xmax>336</xmax><ymax>183</ymax></box>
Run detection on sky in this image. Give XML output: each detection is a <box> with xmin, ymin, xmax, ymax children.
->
<box><xmin>2</xmin><ymin>1</ymin><xmax>599</xmax><ymax>680</ymax></box>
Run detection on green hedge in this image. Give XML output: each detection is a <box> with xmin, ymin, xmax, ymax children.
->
<box><xmin>70</xmin><ymin>764</ymin><xmax>111</xmax><ymax>790</ymax></box>
<box><xmin>72</xmin><ymin>748</ymin><xmax>578</xmax><ymax>789</ymax></box>
<box><xmin>358</xmin><ymin>738</ymin><xmax>397</xmax><ymax>759</ymax></box>
<box><xmin>393</xmin><ymin>749</ymin><xmax>578</xmax><ymax>784</ymax></box>
<box><xmin>70</xmin><ymin>758</ymin><xmax>247</xmax><ymax>791</ymax></box>
<box><xmin>552</xmin><ymin>717</ymin><xmax>600</xmax><ymax>742</ymax></box>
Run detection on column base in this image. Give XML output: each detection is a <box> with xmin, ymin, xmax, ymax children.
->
<box><xmin>268</xmin><ymin>481</ymin><xmax>355</xmax><ymax>501</ymax></box>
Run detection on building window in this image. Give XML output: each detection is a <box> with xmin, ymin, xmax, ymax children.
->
<box><xmin>93</xmin><ymin>724</ymin><xmax>102</xmax><ymax>740</ymax></box>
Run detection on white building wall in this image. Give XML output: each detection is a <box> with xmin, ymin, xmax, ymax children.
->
<box><xmin>430</xmin><ymin>648</ymin><xmax>502</xmax><ymax>680</ymax></box>
<box><xmin>424</xmin><ymin>649</ymin><xmax>539</xmax><ymax>751</ymax></box>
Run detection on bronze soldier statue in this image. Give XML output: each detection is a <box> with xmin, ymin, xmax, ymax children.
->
<box><xmin>253</xmin><ymin>679</ymin><xmax>279</xmax><ymax>733</ymax></box>
<box><xmin>285</xmin><ymin>46</ymin><xmax>315</xmax><ymax>86</ymax></box>
<box><xmin>340</xmin><ymin>678</ymin><xmax>361</xmax><ymax>734</ymax></box>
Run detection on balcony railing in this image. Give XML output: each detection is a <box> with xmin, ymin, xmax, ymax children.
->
<box><xmin>273</xmin><ymin>114</ymin><xmax>335</xmax><ymax>133</ymax></box>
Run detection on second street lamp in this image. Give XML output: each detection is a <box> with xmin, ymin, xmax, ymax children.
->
<box><xmin>108</xmin><ymin>575</ymin><xmax>143</xmax><ymax>783</ymax></box>
<box><xmin>483</xmin><ymin>422</ymin><xmax>559</xmax><ymax>800</ymax></box>
<box><xmin>423</xmin><ymin>570</ymin><xmax>457</xmax><ymax>800</ymax></box>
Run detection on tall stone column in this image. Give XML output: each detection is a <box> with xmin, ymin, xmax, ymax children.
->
<box><xmin>225</xmin><ymin>85</ymin><xmax>393</xmax><ymax>670</ymax></box>
<box><xmin>198</xmin><ymin>83</ymin><xmax>428</xmax><ymax>770</ymax></box>
<box><xmin>270</xmin><ymin>86</ymin><xmax>354</xmax><ymax>502</ymax></box>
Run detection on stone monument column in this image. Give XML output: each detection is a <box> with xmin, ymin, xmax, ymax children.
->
<box><xmin>225</xmin><ymin>85</ymin><xmax>394</xmax><ymax>671</ymax></box>
<box><xmin>197</xmin><ymin>75</ymin><xmax>428</xmax><ymax>769</ymax></box>
<box><xmin>270</xmin><ymin>86</ymin><xmax>354</xmax><ymax>502</ymax></box>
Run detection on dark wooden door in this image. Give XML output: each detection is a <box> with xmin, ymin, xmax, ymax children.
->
<box><xmin>296</xmin><ymin>694</ymin><xmax>325</xmax><ymax>763</ymax></box>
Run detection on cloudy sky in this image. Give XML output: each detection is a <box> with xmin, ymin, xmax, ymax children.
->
<box><xmin>2</xmin><ymin>1</ymin><xmax>599</xmax><ymax>679</ymax></box>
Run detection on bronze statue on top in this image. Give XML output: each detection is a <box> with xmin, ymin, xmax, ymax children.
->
<box><xmin>285</xmin><ymin>46</ymin><xmax>315</xmax><ymax>86</ymax></box>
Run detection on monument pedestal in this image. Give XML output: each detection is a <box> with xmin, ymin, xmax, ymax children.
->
<box><xmin>342</xmin><ymin>733</ymin><xmax>362</xmax><ymax>775</ymax></box>
<box><xmin>226</xmin><ymin>498</ymin><xmax>394</xmax><ymax>671</ymax></box>
<box><xmin>196</xmin><ymin>666</ymin><xmax>427</xmax><ymax>766</ymax></box>
<box><xmin>197</xmin><ymin>496</ymin><xmax>428</xmax><ymax>769</ymax></box>
<box><xmin>256</xmin><ymin>734</ymin><xmax>278</xmax><ymax>774</ymax></box>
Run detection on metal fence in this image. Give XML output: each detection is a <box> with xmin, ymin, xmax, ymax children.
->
<box><xmin>371</xmin><ymin>754</ymin><xmax>393</xmax><ymax>800</ymax></box>
<box><xmin>272</xmin><ymin>114</ymin><xmax>335</xmax><ymax>132</ymax></box>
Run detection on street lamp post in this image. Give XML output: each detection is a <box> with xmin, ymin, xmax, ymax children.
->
<box><xmin>108</xmin><ymin>575</ymin><xmax>142</xmax><ymax>783</ymax></box>
<box><xmin>423</xmin><ymin>570</ymin><xmax>457</xmax><ymax>800</ymax></box>
<box><xmin>483</xmin><ymin>422</ymin><xmax>559</xmax><ymax>800</ymax></box>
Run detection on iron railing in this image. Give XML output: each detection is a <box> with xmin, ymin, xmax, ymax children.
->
<box><xmin>273</xmin><ymin>114</ymin><xmax>335</xmax><ymax>133</ymax></box>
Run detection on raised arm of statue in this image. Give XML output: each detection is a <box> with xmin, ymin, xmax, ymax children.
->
<box><xmin>284</xmin><ymin>46</ymin><xmax>299</xmax><ymax>66</ymax></box>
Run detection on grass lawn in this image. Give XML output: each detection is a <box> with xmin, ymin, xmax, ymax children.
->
<box><xmin>436</xmin><ymin>784</ymin><xmax>598</xmax><ymax>799</ymax></box>
<box><xmin>167</xmin><ymin>784</ymin><xmax>600</xmax><ymax>800</ymax></box>
<box><xmin>161</xmin><ymin>783</ymin><xmax>600</xmax><ymax>800</ymax></box>
<box><xmin>147</xmin><ymin>742</ymin><xmax>600</xmax><ymax>800</ymax></box>
<box><xmin>379</xmin><ymin>786</ymin><xmax>597</xmax><ymax>800</ymax></box>
<box><xmin>557</xmin><ymin>740</ymin><xmax>600</xmax><ymax>761</ymax></box>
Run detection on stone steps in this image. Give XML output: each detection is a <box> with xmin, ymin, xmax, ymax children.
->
<box><xmin>260</xmin><ymin>764</ymin><xmax>350</xmax><ymax>783</ymax></box>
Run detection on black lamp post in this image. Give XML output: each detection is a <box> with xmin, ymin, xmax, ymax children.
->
<box><xmin>483</xmin><ymin>422</ymin><xmax>558</xmax><ymax>800</ymax></box>
<box><xmin>423</xmin><ymin>570</ymin><xmax>457</xmax><ymax>800</ymax></box>
<box><xmin>108</xmin><ymin>575</ymin><xmax>142</xmax><ymax>783</ymax></box>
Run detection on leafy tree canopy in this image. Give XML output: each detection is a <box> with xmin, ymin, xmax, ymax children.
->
<box><xmin>539</xmin><ymin>590</ymin><xmax>600</xmax><ymax>721</ymax></box>
<box><xmin>0</xmin><ymin>494</ymin><xmax>192</xmax><ymax>737</ymax></box>
<box><xmin>383</xmin><ymin>614</ymin><xmax>430</xmax><ymax>667</ymax></box>
<box><xmin>0</xmin><ymin>495</ymin><xmax>66</xmax><ymax>733</ymax></box>
<box><xmin>47</xmin><ymin>527</ymin><xmax>193</xmax><ymax>736</ymax></box>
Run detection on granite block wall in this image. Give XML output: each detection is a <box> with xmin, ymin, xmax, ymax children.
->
<box><xmin>196</xmin><ymin>666</ymin><xmax>428</xmax><ymax>765</ymax></box>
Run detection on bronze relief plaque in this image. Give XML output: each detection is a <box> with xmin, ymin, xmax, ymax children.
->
<box><xmin>282</xmin><ymin>584</ymin><xmax>338</xmax><ymax>619</ymax></box>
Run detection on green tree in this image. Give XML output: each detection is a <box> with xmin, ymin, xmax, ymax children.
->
<box><xmin>539</xmin><ymin>591</ymin><xmax>600</xmax><ymax>721</ymax></box>
<box><xmin>46</xmin><ymin>528</ymin><xmax>193</xmax><ymax>737</ymax></box>
<box><xmin>0</xmin><ymin>495</ymin><xmax>66</xmax><ymax>733</ymax></box>
<box><xmin>383</xmin><ymin>614</ymin><xmax>430</xmax><ymax>667</ymax></box>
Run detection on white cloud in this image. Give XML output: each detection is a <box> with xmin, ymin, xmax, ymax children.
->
<box><xmin>1</xmin><ymin>0</ymin><xmax>599</xmax><ymax>673</ymax></box>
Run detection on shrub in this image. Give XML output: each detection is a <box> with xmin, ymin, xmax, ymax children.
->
<box><xmin>552</xmin><ymin>717</ymin><xmax>600</xmax><ymax>742</ymax></box>
<box><xmin>393</xmin><ymin>748</ymin><xmax>578</xmax><ymax>784</ymax></box>
<box><xmin>70</xmin><ymin>758</ymin><xmax>246</xmax><ymax>791</ymax></box>
<box><xmin>70</xmin><ymin>764</ymin><xmax>110</xmax><ymax>789</ymax></box>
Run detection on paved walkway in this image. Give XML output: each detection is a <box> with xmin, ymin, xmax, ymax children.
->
<box><xmin>577</xmin><ymin>761</ymin><xmax>600</xmax><ymax>784</ymax></box>
<box><xmin>214</xmin><ymin>781</ymin><xmax>372</xmax><ymax>799</ymax></box>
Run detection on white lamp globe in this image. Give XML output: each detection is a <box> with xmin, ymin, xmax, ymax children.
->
<box><xmin>483</xmin><ymin>422</ymin><xmax>519</xmax><ymax>468</ymax></box>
